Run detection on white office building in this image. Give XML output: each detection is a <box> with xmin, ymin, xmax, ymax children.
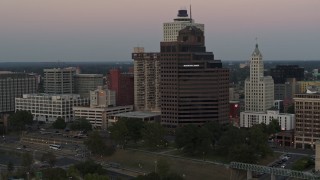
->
<box><xmin>163</xmin><ymin>8</ymin><xmax>204</xmax><ymax>42</ymax></box>
<box><xmin>245</xmin><ymin>44</ymin><xmax>274</xmax><ymax>112</ymax></box>
<box><xmin>15</xmin><ymin>94</ymin><xmax>89</xmax><ymax>122</ymax></box>
<box><xmin>240</xmin><ymin>110</ymin><xmax>295</xmax><ymax>130</ymax></box>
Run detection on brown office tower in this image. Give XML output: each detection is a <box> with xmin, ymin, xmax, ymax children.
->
<box><xmin>160</xmin><ymin>26</ymin><xmax>229</xmax><ymax>129</ymax></box>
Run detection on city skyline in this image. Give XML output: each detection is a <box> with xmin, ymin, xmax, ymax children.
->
<box><xmin>0</xmin><ymin>0</ymin><xmax>319</xmax><ymax>62</ymax></box>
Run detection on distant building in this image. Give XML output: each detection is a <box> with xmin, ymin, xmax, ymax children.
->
<box><xmin>294</xmin><ymin>93</ymin><xmax>320</xmax><ymax>149</ymax></box>
<box><xmin>245</xmin><ymin>44</ymin><xmax>274</xmax><ymax>112</ymax></box>
<box><xmin>15</xmin><ymin>94</ymin><xmax>89</xmax><ymax>122</ymax></box>
<box><xmin>108</xmin><ymin>111</ymin><xmax>161</xmax><ymax>125</ymax></box>
<box><xmin>296</xmin><ymin>81</ymin><xmax>320</xmax><ymax>93</ymax></box>
<box><xmin>90</xmin><ymin>86</ymin><xmax>116</xmax><ymax>108</ymax></box>
<box><xmin>274</xmin><ymin>78</ymin><xmax>297</xmax><ymax>100</ymax></box>
<box><xmin>160</xmin><ymin>26</ymin><xmax>229</xmax><ymax>128</ymax></box>
<box><xmin>0</xmin><ymin>72</ymin><xmax>37</xmax><ymax>113</ymax></box>
<box><xmin>44</xmin><ymin>67</ymin><xmax>76</xmax><ymax>94</ymax></box>
<box><xmin>74</xmin><ymin>74</ymin><xmax>104</xmax><ymax>98</ymax></box>
<box><xmin>240</xmin><ymin>110</ymin><xmax>295</xmax><ymax>130</ymax></box>
<box><xmin>107</xmin><ymin>68</ymin><xmax>134</xmax><ymax>106</ymax></box>
<box><xmin>132</xmin><ymin>47</ymin><xmax>160</xmax><ymax>112</ymax></box>
<box><xmin>270</xmin><ymin>65</ymin><xmax>304</xmax><ymax>84</ymax></box>
<box><xmin>163</xmin><ymin>8</ymin><xmax>204</xmax><ymax>42</ymax></box>
<box><xmin>73</xmin><ymin>105</ymin><xmax>133</xmax><ymax>129</ymax></box>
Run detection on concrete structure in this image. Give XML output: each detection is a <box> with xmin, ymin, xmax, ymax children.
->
<box><xmin>73</xmin><ymin>105</ymin><xmax>133</xmax><ymax>129</ymax></box>
<box><xmin>107</xmin><ymin>68</ymin><xmax>134</xmax><ymax>106</ymax></box>
<box><xmin>15</xmin><ymin>94</ymin><xmax>89</xmax><ymax>122</ymax></box>
<box><xmin>132</xmin><ymin>47</ymin><xmax>160</xmax><ymax>112</ymax></box>
<box><xmin>274</xmin><ymin>78</ymin><xmax>297</xmax><ymax>101</ymax></box>
<box><xmin>0</xmin><ymin>72</ymin><xmax>37</xmax><ymax>113</ymax></box>
<box><xmin>160</xmin><ymin>26</ymin><xmax>229</xmax><ymax>128</ymax></box>
<box><xmin>240</xmin><ymin>110</ymin><xmax>295</xmax><ymax>131</ymax></box>
<box><xmin>90</xmin><ymin>86</ymin><xmax>116</xmax><ymax>108</ymax></box>
<box><xmin>163</xmin><ymin>8</ymin><xmax>204</xmax><ymax>42</ymax></box>
<box><xmin>108</xmin><ymin>111</ymin><xmax>161</xmax><ymax>124</ymax></box>
<box><xmin>245</xmin><ymin>44</ymin><xmax>274</xmax><ymax>112</ymax></box>
<box><xmin>74</xmin><ymin>74</ymin><xmax>104</xmax><ymax>98</ymax></box>
<box><xmin>294</xmin><ymin>93</ymin><xmax>320</xmax><ymax>149</ymax></box>
<box><xmin>44</xmin><ymin>67</ymin><xmax>76</xmax><ymax>94</ymax></box>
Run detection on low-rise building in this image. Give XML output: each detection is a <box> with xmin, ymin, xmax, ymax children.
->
<box><xmin>108</xmin><ymin>111</ymin><xmax>161</xmax><ymax>125</ymax></box>
<box><xmin>73</xmin><ymin>105</ymin><xmax>133</xmax><ymax>129</ymax></box>
<box><xmin>240</xmin><ymin>110</ymin><xmax>295</xmax><ymax>131</ymax></box>
<box><xmin>15</xmin><ymin>94</ymin><xmax>89</xmax><ymax>122</ymax></box>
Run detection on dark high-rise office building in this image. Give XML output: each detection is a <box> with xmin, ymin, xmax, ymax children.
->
<box><xmin>270</xmin><ymin>65</ymin><xmax>304</xmax><ymax>84</ymax></box>
<box><xmin>160</xmin><ymin>26</ymin><xmax>229</xmax><ymax>128</ymax></box>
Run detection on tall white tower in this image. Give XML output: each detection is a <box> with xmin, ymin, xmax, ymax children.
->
<box><xmin>245</xmin><ymin>44</ymin><xmax>274</xmax><ymax>112</ymax></box>
<box><xmin>163</xmin><ymin>8</ymin><xmax>204</xmax><ymax>42</ymax></box>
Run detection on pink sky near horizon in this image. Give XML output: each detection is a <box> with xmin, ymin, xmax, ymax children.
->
<box><xmin>0</xmin><ymin>0</ymin><xmax>319</xmax><ymax>61</ymax></box>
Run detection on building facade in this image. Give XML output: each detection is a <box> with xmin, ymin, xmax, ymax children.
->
<box><xmin>296</xmin><ymin>81</ymin><xmax>320</xmax><ymax>94</ymax></box>
<box><xmin>0</xmin><ymin>72</ymin><xmax>37</xmax><ymax>113</ymax></box>
<box><xmin>15</xmin><ymin>94</ymin><xmax>89</xmax><ymax>122</ymax></box>
<box><xmin>163</xmin><ymin>9</ymin><xmax>204</xmax><ymax>42</ymax></box>
<box><xmin>107</xmin><ymin>68</ymin><xmax>134</xmax><ymax>106</ymax></box>
<box><xmin>240</xmin><ymin>110</ymin><xmax>295</xmax><ymax>130</ymax></box>
<box><xmin>74</xmin><ymin>74</ymin><xmax>104</xmax><ymax>98</ymax></box>
<box><xmin>44</xmin><ymin>67</ymin><xmax>76</xmax><ymax>94</ymax></box>
<box><xmin>132</xmin><ymin>47</ymin><xmax>161</xmax><ymax>112</ymax></box>
<box><xmin>270</xmin><ymin>65</ymin><xmax>304</xmax><ymax>84</ymax></box>
<box><xmin>160</xmin><ymin>26</ymin><xmax>229</xmax><ymax>128</ymax></box>
<box><xmin>90</xmin><ymin>86</ymin><xmax>116</xmax><ymax>108</ymax></box>
<box><xmin>73</xmin><ymin>105</ymin><xmax>133</xmax><ymax>129</ymax></box>
<box><xmin>294</xmin><ymin>93</ymin><xmax>320</xmax><ymax>149</ymax></box>
<box><xmin>245</xmin><ymin>44</ymin><xmax>274</xmax><ymax>112</ymax></box>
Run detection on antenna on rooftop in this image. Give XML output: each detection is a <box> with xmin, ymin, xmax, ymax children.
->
<box><xmin>189</xmin><ymin>0</ymin><xmax>192</xmax><ymax>22</ymax></box>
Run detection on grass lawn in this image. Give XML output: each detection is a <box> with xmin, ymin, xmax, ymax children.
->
<box><xmin>257</xmin><ymin>152</ymin><xmax>282</xmax><ymax>166</ymax></box>
<box><xmin>102</xmin><ymin>149</ymin><xmax>231</xmax><ymax>180</ymax></box>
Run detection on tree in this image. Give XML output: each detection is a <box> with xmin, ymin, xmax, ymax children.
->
<box><xmin>84</xmin><ymin>131</ymin><xmax>115</xmax><ymax>156</ymax></box>
<box><xmin>52</xmin><ymin>117</ymin><xmax>66</xmax><ymax>129</ymax></box>
<box><xmin>228</xmin><ymin>144</ymin><xmax>257</xmax><ymax>163</ymax></box>
<box><xmin>67</xmin><ymin>166</ymin><xmax>81</xmax><ymax>180</ymax></box>
<box><xmin>157</xmin><ymin>159</ymin><xmax>170</xmax><ymax>179</ymax></box>
<box><xmin>21</xmin><ymin>152</ymin><xmax>33</xmax><ymax>171</ymax></box>
<box><xmin>109</xmin><ymin>119</ymin><xmax>129</xmax><ymax>146</ymax></box>
<box><xmin>74</xmin><ymin>160</ymin><xmax>105</xmax><ymax>177</ymax></box>
<box><xmin>42</xmin><ymin>168</ymin><xmax>67</xmax><ymax>180</ymax></box>
<box><xmin>267</xmin><ymin>119</ymin><xmax>281</xmax><ymax>135</ymax></box>
<box><xmin>249</xmin><ymin>125</ymin><xmax>272</xmax><ymax>158</ymax></box>
<box><xmin>84</xmin><ymin>173</ymin><xmax>109</xmax><ymax>180</ymax></box>
<box><xmin>125</xmin><ymin>118</ymin><xmax>144</xmax><ymax>143</ymax></box>
<box><xmin>41</xmin><ymin>152</ymin><xmax>57</xmax><ymax>167</ymax></box>
<box><xmin>7</xmin><ymin>161</ymin><xmax>14</xmax><ymax>174</ymax></box>
<box><xmin>8</xmin><ymin>110</ymin><xmax>33</xmax><ymax>131</ymax></box>
<box><xmin>141</xmin><ymin>123</ymin><xmax>165</xmax><ymax>148</ymax></box>
<box><xmin>70</xmin><ymin>118</ymin><xmax>92</xmax><ymax>131</ymax></box>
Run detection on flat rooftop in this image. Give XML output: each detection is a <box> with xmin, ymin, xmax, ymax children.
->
<box><xmin>113</xmin><ymin>111</ymin><xmax>161</xmax><ymax>119</ymax></box>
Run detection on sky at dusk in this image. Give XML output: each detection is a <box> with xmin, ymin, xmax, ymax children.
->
<box><xmin>0</xmin><ymin>0</ymin><xmax>319</xmax><ymax>62</ymax></box>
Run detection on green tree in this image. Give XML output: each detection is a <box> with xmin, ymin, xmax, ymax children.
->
<box><xmin>42</xmin><ymin>168</ymin><xmax>67</xmax><ymax>180</ymax></box>
<box><xmin>7</xmin><ymin>161</ymin><xmax>14</xmax><ymax>174</ymax></box>
<box><xmin>109</xmin><ymin>119</ymin><xmax>129</xmax><ymax>147</ymax></box>
<box><xmin>125</xmin><ymin>118</ymin><xmax>144</xmax><ymax>143</ymax></box>
<box><xmin>74</xmin><ymin>160</ymin><xmax>105</xmax><ymax>177</ymax></box>
<box><xmin>84</xmin><ymin>173</ymin><xmax>109</xmax><ymax>180</ymax></box>
<box><xmin>41</xmin><ymin>152</ymin><xmax>57</xmax><ymax>167</ymax></box>
<box><xmin>176</xmin><ymin>124</ymin><xmax>212</xmax><ymax>155</ymax></box>
<box><xmin>21</xmin><ymin>152</ymin><xmax>33</xmax><ymax>171</ymax></box>
<box><xmin>228</xmin><ymin>144</ymin><xmax>257</xmax><ymax>163</ymax></box>
<box><xmin>67</xmin><ymin>166</ymin><xmax>81</xmax><ymax>180</ymax></box>
<box><xmin>70</xmin><ymin>118</ymin><xmax>92</xmax><ymax>131</ymax></box>
<box><xmin>249</xmin><ymin>125</ymin><xmax>272</xmax><ymax>158</ymax></box>
<box><xmin>141</xmin><ymin>123</ymin><xmax>165</xmax><ymax>148</ymax></box>
<box><xmin>217</xmin><ymin>126</ymin><xmax>247</xmax><ymax>156</ymax></box>
<box><xmin>157</xmin><ymin>159</ymin><xmax>170</xmax><ymax>179</ymax></box>
<box><xmin>8</xmin><ymin>110</ymin><xmax>33</xmax><ymax>131</ymax></box>
<box><xmin>52</xmin><ymin>117</ymin><xmax>66</xmax><ymax>129</ymax></box>
<box><xmin>267</xmin><ymin>119</ymin><xmax>281</xmax><ymax>135</ymax></box>
<box><xmin>84</xmin><ymin>131</ymin><xmax>115</xmax><ymax>156</ymax></box>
